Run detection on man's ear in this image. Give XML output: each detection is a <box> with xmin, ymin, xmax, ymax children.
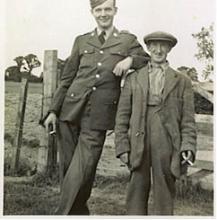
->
<box><xmin>146</xmin><ymin>44</ymin><xmax>151</xmax><ymax>52</ymax></box>
<box><xmin>90</xmin><ymin>9</ymin><xmax>94</xmax><ymax>15</ymax></box>
<box><xmin>167</xmin><ymin>45</ymin><xmax>173</xmax><ymax>53</ymax></box>
<box><xmin>114</xmin><ymin>6</ymin><xmax>118</xmax><ymax>15</ymax></box>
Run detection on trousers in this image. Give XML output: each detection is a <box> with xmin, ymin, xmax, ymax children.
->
<box><xmin>55</xmin><ymin>101</ymin><xmax>106</xmax><ymax>215</ymax></box>
<box><xmin>126</xmin><ymin>106</ymin><xmax>176</xmax><ymax>215</ymax></box>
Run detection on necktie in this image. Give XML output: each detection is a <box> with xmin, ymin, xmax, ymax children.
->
<box><xmin>98</xmin><ymin>31</ymin><xmax>106</xmax><ymax>44</ymax></box>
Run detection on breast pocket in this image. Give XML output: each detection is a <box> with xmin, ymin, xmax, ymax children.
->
<box><xmin>79</xmin><ymin>47</ymin><xmax>95</xmax><ymax>68</ymax></box>
<box><xmin>109</xmin><ymin>48</ymin><xmax>128</xmax><ymax>62</ymax></box>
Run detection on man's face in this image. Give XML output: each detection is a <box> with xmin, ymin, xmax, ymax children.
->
<box><xmin>91</xmin><ymin>0</ymin><xmax>117</xmax><ymax>30</ymax></box>
<box><xmin>147</xmin><ymin>41</ymin><xmax>172</xmax><ymax>64</ymax></box>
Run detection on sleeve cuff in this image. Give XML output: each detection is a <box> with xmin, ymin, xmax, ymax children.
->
<box><xmin>115</xmin><ymin>140</ymin><xmax>131</xmax><ymax>158</ymax></box>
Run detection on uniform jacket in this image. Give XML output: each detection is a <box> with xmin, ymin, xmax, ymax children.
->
<box><xmin>115</xmin><ymin>65</ymin><xmax>197</xmax><ymax>178</ymax></box>
<box><xmin>49</xmin><ymin>28</ymin><xmax>149</xmax><ymax>130</ymax></box>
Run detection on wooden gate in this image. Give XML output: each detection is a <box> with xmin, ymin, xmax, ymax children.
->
<box><xmin>187</xmin><ymin>82</ymin><xmax>213</xmax><ymax>190</ymax></box>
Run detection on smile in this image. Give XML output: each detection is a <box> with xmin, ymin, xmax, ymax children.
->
<box><xmin>99</xmin><ymin>18</ymin><xmax>110</xmax><ymax>22</ymax></box>
<box><xmin>154</xmin><ymin>54</ymin><xmax>163</xmax><ymax>57</ymax></box>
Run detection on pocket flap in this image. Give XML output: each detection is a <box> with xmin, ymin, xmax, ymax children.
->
<box><xmin>80</xmin><ymin>47</ymin><xmax>94</xmax><ymax>54</ymax></box>
<box><xmin>110</xmin><ymin>48</ymin><xmax>127</xmax><ymax>56</ymax></box>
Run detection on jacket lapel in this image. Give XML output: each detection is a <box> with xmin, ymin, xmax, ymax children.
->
<box><xmin>136</xmin><ymin>66</ymin><xmax>179</xmax><ymax>103</ymax></box>
<box><xmin>162</xmin><ymin>67</ymin><xmax>179</xmax><ymax>102</ymax></box>
<box><xmin>137</xmin><ymin>66</ymin><xmax>149</xmax><ymax>99</ymax></box>
<box><xmin>87</xmin><ymin>30</ymin><xmax>102</xmax><ymax>48</ymax></box>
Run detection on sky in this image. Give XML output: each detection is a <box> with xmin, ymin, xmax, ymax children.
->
<box><xmin>2</xmin><ymin>0</ymin><xmax>216</xmax><ymax>79</ymax></box>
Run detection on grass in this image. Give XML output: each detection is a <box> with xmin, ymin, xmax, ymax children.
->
<box><xmin>3</xmin><ymin>174</ymin><xmax>213</xmax><ymax>216</ymax></box>
<box><xmin>4</xmin><ymin>180</ymin><xmax>59</xmax><ymax>215</ymax></box>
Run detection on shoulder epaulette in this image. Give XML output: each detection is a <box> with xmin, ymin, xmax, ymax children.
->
<box><xmin>81</xmin><ymin>31</ymin><xmax>93</xmax><ymax>36</ymax></box>
<box><xmin>120</xmin><ymin>30</ymin><xmax>133</xmax><ymax>35</ymax></box>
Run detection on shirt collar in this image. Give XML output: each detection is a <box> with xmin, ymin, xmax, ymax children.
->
<box><xmin>96</xmin><ymin>26</ymin><xmax>114</xmax><ymax>38</ymax></box>
<box><xmin>148</xmin><ymin>61</ymin><xmax>169</xmax><ymax>73</ymax></box>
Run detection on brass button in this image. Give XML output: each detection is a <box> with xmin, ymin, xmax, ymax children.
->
<box><xmin>135</xmin><ymin>132</ymin><xmax>140</xmax><ymax>137</ymax></box>
<box><xmin>97</xmin><ymin>62</ymin><xmax>102</xmax><ymax>66</ymax></box>
<box><xmin>92</xmin><ymin>87</ymin><xmax>97</xmax><ymax>91</ymax></box>
<box><xmin>96</xmin><ymin>74</ymin><xmax>100</xmax><ymax>78</ymax></box>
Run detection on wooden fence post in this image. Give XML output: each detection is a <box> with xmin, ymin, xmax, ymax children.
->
<box><xmin>10</xmin><ymin>78</ymin><xmax>29</xmax><ymax>175</ymax></box>
<box><xmin>37</xmin><ymin>50</ymin><xmax>58</xmax><ymax>176</ymax></box>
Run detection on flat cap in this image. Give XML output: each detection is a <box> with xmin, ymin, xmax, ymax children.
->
<box><xmin>90</xmin><ymin>0</ymin><xmax>108</xmax><ymax>9</ymax></box>
<box><xmin>144</xmin><ymin>31</ymin><xmax>177</xmax><ymax>47</ymax></box>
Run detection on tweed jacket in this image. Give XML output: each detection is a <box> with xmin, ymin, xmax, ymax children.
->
<box><xmin>115</xmin><ymin>65</ymin><xmax>197</xmax><ymax>178</ymax></box>
<box><xmin>49</xmin><ymin>28</ymin><xmax>149</xmax><ymax>130</ymax></box>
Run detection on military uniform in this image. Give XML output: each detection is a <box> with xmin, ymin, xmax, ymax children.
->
<box><xmin>50</xmin><ymin>28</ymin><xmax>148</xmax><ymax>129</ymax></box>
<box><xmin>51</xmin><ymin>27</ymin><xmax>149</xmax><ymax>215</ymax></box>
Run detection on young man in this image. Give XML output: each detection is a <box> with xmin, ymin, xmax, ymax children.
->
<box><xmin>115</xmin><ymin>31</ymin><xmax>197</xmax><ymax>215</ymax></box>
<box><xmin>43</xmin><ymin>0</ymin><xmax>149</xmax><ymax>215</ymax></box>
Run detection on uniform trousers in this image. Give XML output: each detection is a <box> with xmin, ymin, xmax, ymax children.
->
<box><xmin>126</xmin><ymin>105</ymin><xmax>176</xmax><ymax>215</ymax></box>
<box><xmin>55</xmin><ymin>101</ymin><xmax>106</xmax><ymax>215</ymax></box>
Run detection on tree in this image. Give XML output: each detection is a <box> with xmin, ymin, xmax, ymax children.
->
<box><xmin>5</xmin><ymin>54</ymin><xmax>42</xmax><ymax>82</ymax></box>
<box><xmin>177</xmin><ymin>66</ymin><xmax>198</xmax><ymax>82</ymax></box>
<box><xmin>192</xmin><ymin>24</ymin><xmax>214</xmax><ymax>80</ymax></box>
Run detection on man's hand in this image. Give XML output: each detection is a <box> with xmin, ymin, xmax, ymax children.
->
<box><xmin>113</xmin><ymin>57</ymin><xmax>133</xmax><ymax>76</ymax></box>
<box><xmin>181</xmin><ymin>150</ymin><xmax>193</xmax><ymax>166</ymax></box>
<box><xmin>44</xmin><ymin>112</ymin><xmax>57</xmax><ymax>133</ymax></box>
<box><xmin>119</xmin><ymin>152</ymin><xmax>129</xmax><ymax>165</ymax></box>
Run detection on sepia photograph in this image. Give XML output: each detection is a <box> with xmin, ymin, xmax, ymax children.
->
<box><xmin>1</xmin><ymin>0</ymin><xmax>215</xmax><ymax>217</ymax></box>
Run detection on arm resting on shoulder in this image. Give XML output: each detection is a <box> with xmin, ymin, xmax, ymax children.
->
<box><xmin>128</xmin><ymin>36</ymin><xmax>150</xmax><ymax>69</ymax></box>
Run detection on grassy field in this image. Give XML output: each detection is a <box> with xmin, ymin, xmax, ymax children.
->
<box><xmin>3</xmin><ymin>174</ymin><xmax>213</xmax><ymax>216</ymax></box>
<box><xmin>3</xmin><ymin>81</ymin><xmax>214</xmax><ymax>216</ymax></box>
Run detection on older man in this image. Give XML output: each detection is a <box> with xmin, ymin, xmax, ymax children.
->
<box><xmin>115</xmin><ymin>31</ymin><xmax>197</xmax><ymax>215</ymax></box>
<box><xmin>43</xmin><ymin>0</ymin><xmax>149</xmax><ymax>215</ymax></box>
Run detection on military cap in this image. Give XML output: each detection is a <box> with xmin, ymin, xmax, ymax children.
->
<box><xmin>90</xmin><ymin>0</ymin><xmax>108</xmax><ymax>9</ymax></box>
<box><xmin>144</xmin><ymin>31</ymin><xmax>177</xmax><ymax>47</ymax></box>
